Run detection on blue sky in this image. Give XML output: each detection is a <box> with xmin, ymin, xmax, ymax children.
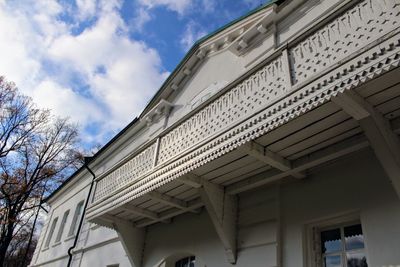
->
<box><xmin>0</xmin><ymin>0</ymin><xmax>268</xmax><ymax>149</ymax></box>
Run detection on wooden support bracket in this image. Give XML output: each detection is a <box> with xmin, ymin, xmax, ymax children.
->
<box><xmin>332</xmin><ymin>90</ymin><xmax>400</xmax><ymax>198</ymax></box>
<box><xmin>112</xmin><ymin>218</ymin><xmax>146</xmax><ymax>267</ymax></box>
<box><xmin>188</xmin><ymin>175</ymin><xmax>238</xmax><ymax>264</ymax></box>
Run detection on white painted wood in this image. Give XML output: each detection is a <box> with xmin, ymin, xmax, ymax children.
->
<box><xmin>121</xmin><ymin>205</ymin><xmax>164</xmax><ymax>223</ymax></box>
<box><xmin>198</xmin><ymin>178</ymin><xmax>238</xmax><ymax>264</ymax></box>
<box><xmin>227</xmin><ymin>134</ymin><xmax>370</xmax><ymax>194</ymax></box>
<box><xmin>177</xmin><ymin>174</ymin><xmax>203</xmax><ymax>188</ymax></box>
<box><xmin>113</xmin><ymin>218</ymin><xmax>145</xmax><ymax>267</ymax></box>
<box><xmin>135</xmin><ymin>199</ymin><xmax>203</xmax><ymax>228</ymax></box>
<box><xmin>333</xmin><ymin>90</ymin><xmax>400</xmax><ymax>198</ymax></box>
<box><xmin>148</xmin><ymin>191</ymin><xmax>198</xmax><ymax>213</ymax></box>
<box><xmin>241</xmin><ymin>141</ymin><xmax>305</xmax><ymax>179</ymax></box>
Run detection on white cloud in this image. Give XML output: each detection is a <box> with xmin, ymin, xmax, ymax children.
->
<box><xmin>131</xmin><ymin>7</ymin><xmax>152</xmax><ymax>31</ymax></box>
<box><xmin>180</xmin><ymin>21</ymin><xmax>207</xmax><ymax>51</ymax></box>
<box><xmin>137</xmin><ymin>0</ymin><xmax>192</xmax><ymax>15</ymax></box>
<box><xmin>33</xmin><ymin>80</ymin><xmax>103</xmax><ymax>125</ymax></box>
<box><xmin>76</xmin><ymin>0</ymin><xmax>98</xmax><ymax>20</ymax></box>
<box><xmin>201</xmin><ymin>0</ymin><xmax>216</xmax><ymax>13</ymax></box>
<box><xmin>0</xmin><ymin>0</ymin><xmax>168</xmax><ymax>144</ymax></box>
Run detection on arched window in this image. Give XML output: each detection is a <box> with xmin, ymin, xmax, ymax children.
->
<box><xmin>175</xmin><ymin>256</ymin><xmax>195</xmax><ymax>267</ymax></box>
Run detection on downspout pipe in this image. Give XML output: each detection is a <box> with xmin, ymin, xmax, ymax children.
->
<box><xmin>67</xmin><ymin>157</ymin><xmax>95</xmax><ymax>267</ymax></box>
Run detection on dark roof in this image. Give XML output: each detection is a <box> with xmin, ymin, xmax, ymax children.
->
<box><xmin>45</xmin><ymin>0</ymin><xmax>285</xmax><ymax>203</ymax></box>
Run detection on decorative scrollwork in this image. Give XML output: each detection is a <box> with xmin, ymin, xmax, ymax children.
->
<box><xmin>157</xmin><ymin>56</ymin><xmax>290</xmax><ymax>165</ymax></box>
<box><xmin>290</xmin><ymin>0</ymin><xmax>400</xmax><ymax>84</ymax></box>
<box><xmin>94</xmin><ymin>142</ymin><xmax>157</xmax><ymax>202</ymax></box>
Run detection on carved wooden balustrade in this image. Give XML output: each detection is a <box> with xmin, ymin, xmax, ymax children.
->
<box><xmin>87</xmin><ymin>0</ymin><xmax>400</xmax><ymax>220</ymax></box>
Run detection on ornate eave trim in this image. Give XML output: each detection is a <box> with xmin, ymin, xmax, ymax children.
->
<box><xmin>87</xmin><ymin>30</ymin><xmax>400</xmax><ymax>220</ymax></box>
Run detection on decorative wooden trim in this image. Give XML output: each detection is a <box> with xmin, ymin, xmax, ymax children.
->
<box><xmin>86</xmin><ymin>0</ymin><xmax>400</xmax><ymax>221</ymax></box>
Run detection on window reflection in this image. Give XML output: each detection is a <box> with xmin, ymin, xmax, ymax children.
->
<box><xmin>344</xmin><ymin>224</ymin><xmax>365</xmax><ymax>251</ymax></box>
<box><xmin>321</xmin><ymin>228</ymin><xmax>342</xmax><ymax>253</ymax></box>
<box><xmin>347</xmin><ymin>252</ymin><xmax>368</xmax><ymax>267</ymax></box>
<box><xmin>320</xmin><ymin>223</ymin><xmax>367</xmax><ymax>267</ymax></box>
<box><xmin>175</xmin><ymin>256</ymin><xmax>195</xmax><ymax>267</ymax></box>
<box><xmin>324</xmin><ymin>255</ymin><xmax>342</xmax><ymax>267</ymax></box>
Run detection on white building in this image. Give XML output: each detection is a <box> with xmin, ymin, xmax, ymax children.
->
<box><xmin>30</xmin><ymin>0</ymin><xmax>400</xmax><ymax>266</ymax></box>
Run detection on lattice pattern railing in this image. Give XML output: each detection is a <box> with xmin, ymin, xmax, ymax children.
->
<box><xmin>93</xmin><ymin>142</ymin><xmax>157</xmax><ymax>202</ymax></box>
<box><xmin>157</xmin><ymin>56</ymin><xmax>289</xmax><ymax>165</ymax></box>
<box><xmin>289</xmin><ymin>0</ymin><xmax>399</xmax><ymax>84</ymax></box>
<box><xmin>91</xmin><ymin>0</ymin><xmax>400</xmax><ymax>205</ymax></box>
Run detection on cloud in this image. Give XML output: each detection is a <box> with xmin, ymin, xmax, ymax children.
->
<box><xmin>180</xmin><ymin>21</ymin><xmax>207</xmax><ymax>51</ymax></box>
<box><xmin>76</xmin><ymin>0</ymin><xmax>98</xmax><ymax>20</ymax></box>
<box><xmin>0</xmin><ymin>0</ymin><xmax>168</xmax><ymax>145</ymax></box>
<box><xmin>32</xmin><ymin>80</ymin><xmax>103</xmax><ymax>124</ymax></box>
<box><xmin>131</xmin><ymin>7</ymin><xmax>152</xmax><ymax>31</ymax></box>
<box><xmin>200</xmin><ymin>0</ymin><xmax>216</xmax><ymax>13</ymax></box>
<box><xmin>137</xmin><ymin>0</ymin><xmax>192</xmax><ymax>15</ymax></box>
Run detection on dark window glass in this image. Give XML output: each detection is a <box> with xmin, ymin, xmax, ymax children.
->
<box><xmin>344</xmin><ymin>224</ymin><xmax>365</xmax><ymax>251</ymax></box>
<box><xmin>321</xmin><ymin>228</ymin><xmax>342</xmax><ymax>253</ymax></box>
<box><xmin>175</xmin><ymin>256</ymin><xmax>195</xmax><ymax>267</ymax></box>
<box><xmin>320</xmin><ymin>223</ymin><xmax>368</xmax><ymax>267</ymax></box>
<box><xmin>347</xmin><ymin>252</ymin><xmax>368</xmax><ymax>267</ymax></box>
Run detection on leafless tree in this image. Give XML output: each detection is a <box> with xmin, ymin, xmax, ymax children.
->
<box><xmin>0</xmin><ymin>77</ymin><xmax>82</xmax><ymax>266</ymax></box>
<box><xmin>0</xmin><ymin>76</ymin><xmax>49</xmax><ymax>159</ymax></box>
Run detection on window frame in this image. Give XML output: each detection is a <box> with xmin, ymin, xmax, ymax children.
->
<box><xmin>68</xmin><ymin>201</ymin><xmax>84</xmax><ymax>237</ymax></box>
<box><xmin>55</xmin><ymin>209</ymin><xmax>70</xmax><ymax>243</ymax></box>
<box><xmin>44</xmin><ymin>217</ymin><xmax>58</xmax><ymax>248</ymax></box>
<box><xmin>319</xmin><ymin>222</ymin><xmax>367</xmax><ymax>267</ymax></box>
<box><xmin>304</xmin><ymin>213</ymin><xmax>369</xmax><ymax>267</ymax></box>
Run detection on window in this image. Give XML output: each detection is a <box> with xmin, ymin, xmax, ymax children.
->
<box><xmin>44</xmin><ymin>217</ymin><xmax>58</xmax><ymax>248</ymax></box>
<box><xmin>55</xmin><ymin>210</ymin><xmax>69</xmax><ymax>242</ymax></box>
<box><xmin>68</xmin><ymin>201</ymin><xmax>84</xmax><ymax>237</ymax></box>
<box><xmin>175</xmin><ymin>256</ymin><xmax>195</xmax><ymax>267</ymax></box>
<box><xmin>320</xmin><ymin>223</ymin><xmax>368</xmax><ymax>267</ymax></box>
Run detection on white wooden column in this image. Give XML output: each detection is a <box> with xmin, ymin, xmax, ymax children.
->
<box><xmin>113</xmin><ymin>218</ymin><xmax>146</xmax><ymax>267</ymax></box>
<box><xmin>332</xmin><ymin>90</ymin><xmax>400</xmax><ymax>198</ymax></box>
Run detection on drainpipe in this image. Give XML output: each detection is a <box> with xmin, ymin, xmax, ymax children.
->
<box><xmin>67</xmin><ymin>157</ymin><xmax>96</xmax><ymax>267</ymax></box>
<box><xmin>21</xmin><ymin>189</ymin><xmax>47</xmax><ymax>267</ymax></box>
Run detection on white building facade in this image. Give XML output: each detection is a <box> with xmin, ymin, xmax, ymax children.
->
<box><xmin>30</xmin><ymin>0</ymin><xmax>400</xmax><ymax>266</ymax></box>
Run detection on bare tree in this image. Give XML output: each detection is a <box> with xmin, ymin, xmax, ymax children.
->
<box><xmin>0</xmin><ymin>77</ymin><xmax>49</xmax><ymax>159</ymax></box>
<box><xmin>0</xmin><ymin>77</ymin><xmax>81</xmax><ymax>266</ymax></box>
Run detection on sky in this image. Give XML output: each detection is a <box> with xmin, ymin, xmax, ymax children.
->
<box><xmin>0</xmin><ymin>0</ymin><xmax>269</xmax><ymax>149</ymax></box>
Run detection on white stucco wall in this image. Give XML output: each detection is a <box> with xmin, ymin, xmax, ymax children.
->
<box><xmin>281</xmin><ymin>149</ymin><xmax>400</xmax><ymax>267</ymax></box>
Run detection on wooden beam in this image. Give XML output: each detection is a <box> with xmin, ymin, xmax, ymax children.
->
<box><xmin>135</xmin><ymin>198</ymin><xmax>204</xmax><ymax>228</ymax></box>
<box><xmin>112</xmin><ymin>217</ymin><xmax>146</xmax><ymax>267</ymax></box>
<box><xmin>177</xmin><ymin>173</ymin><xmax>203</xmax><ymax>188</ymax></box>
<box><xmin>196</xmin><ymin>177</ymin><xmax>237</xmax><ymax>264</ymax></box>
<box><xmin>148</xmin><ymin>191</ymin><xmax>198</xmax><ymax>213</ymax></box>
<box><xmin>177</xmin><ymin>175</ymin><xmax>238</xmax><ymax>263</ymax></box>
<box><xmin>228</xmin><ymin>134</ymin><xmax>370</xmax><ymax>194</ymax></box>
<box><xmin>332</xmin><ymin>90</ymin><xmax>400</xmax><ymax>198</ymax></box>
<box><xmin>241</xmin><ymin>141</ymin><xmax>306</xmax><ymax>178</ymax></box>
<box><xmin>121</xmin><ymin>205</ymin><xmax>169</xmax><ymax>224</ymax></box>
